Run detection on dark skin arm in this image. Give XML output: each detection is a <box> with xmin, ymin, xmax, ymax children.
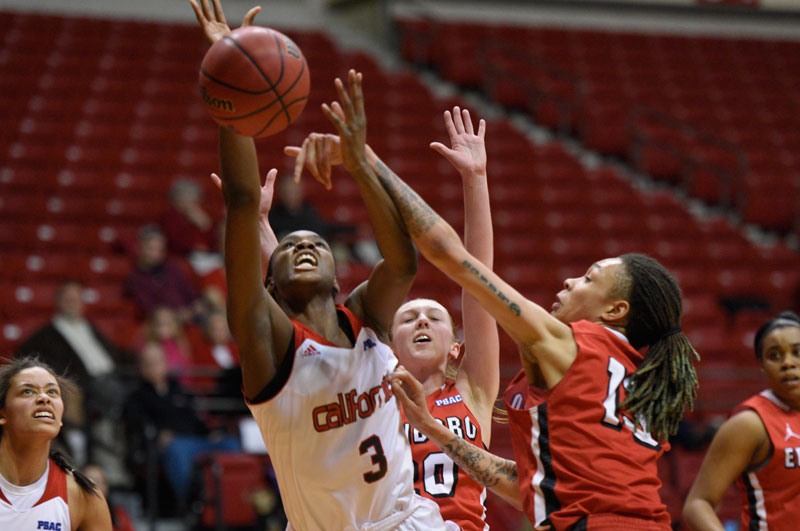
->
<box><xmin>299</xmin><ymin>71</ymin><xmax>418</xmax><ymax>340</ymax></box>
<box><xmin>190</xmin><ymin>0</ymin><xmax>293</xmax><ymax>399</ymax></box>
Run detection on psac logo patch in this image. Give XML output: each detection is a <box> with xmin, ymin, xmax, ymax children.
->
<box><xmin>37</xmin><ymin>522</ymin><xmax>62</xmax><ymax>530</ymax></box>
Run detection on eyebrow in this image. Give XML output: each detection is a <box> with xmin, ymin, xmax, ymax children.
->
<box><xmin>17</xmin><ymin>382</ymin><xmax>59</xmax><ymax>389</ymax></box>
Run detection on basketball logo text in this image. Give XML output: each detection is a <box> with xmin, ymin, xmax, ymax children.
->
<box><xmin>200</xmin><ymin>86</ymin><xmax>235</xmax><ymax>113</ymax></box>
<box><xmin>283</xmin><ymin>36</ymin><xmax>302</xmax><ymax>60</ymax></box>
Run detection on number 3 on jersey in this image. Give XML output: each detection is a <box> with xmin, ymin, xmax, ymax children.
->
<box><xmin>359</xmin><ymin>435</ymin><xmax>388</xmax><ymax>483</ymax></box>
<box><xmin>601</xmin><ymin>357</ymin><xmax>661</xmax><ymax>450</ymax></box>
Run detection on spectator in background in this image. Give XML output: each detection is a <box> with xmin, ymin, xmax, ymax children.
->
<box><xmin>83</xmin><ymin>463</ymin><xmax>136</xmax><ymax>531</ymax></box>
<box><xmin>141</xmin><ymin>306</ymin><xmax>194</xmax><ymax>387</ymax></box>
<box><xmin>123</xmin><ymin>341</ymin><xmax>240</xmax><ymax>508</ymax></box>
<box><xmin>124</xmin><ymin>224</ymin><xmax>203</xmax><ymax>323</ymax></box>
<box><xmin>187</xmin><ymin>309</ymin><xmax>242</xmax><ymax>398</ymax></box>
<box><xmin>160</xmin><ymin>178</ymin><xmax>217</xmax><ymax>257</ymax></box>
<box><xmin>16</xmin><ymin>280</ymin><xmax>134</xmax><ymax>480</ymax></box>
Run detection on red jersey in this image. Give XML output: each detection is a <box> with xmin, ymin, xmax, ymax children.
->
<box><xmin>402</xmin><ymin>380</ymin><xmax>488</xmax><ymax>530</ymax></box>
<box><xmin>733</xmin><ymin>390</ymin><xmax>800</xmax><ymax>530</ymax></box>
<box><xmin>503</xmin><ymin>320</ymin><xmax>670</xmax><ymax>530</ymax></box>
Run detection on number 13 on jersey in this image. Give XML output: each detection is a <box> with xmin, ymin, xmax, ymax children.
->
<box><xmin>601</xmin><ymin>357</ymin><xmax>661</xmax><ymax>450</ymax></box>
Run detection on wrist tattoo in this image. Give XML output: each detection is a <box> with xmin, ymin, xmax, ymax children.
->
<box><xmin>373</xmin><ymin>160</ymin><xmax>442</xmax><ymax>238</ymax></box>
<box><xmin>462</xmin><ymin>259</ymin><xmax>521</xmax><ymax>316</ymax></box>
<box><xmin>442</xmin><ymin>436</ymin><xmax>518</xmax><ymax>487</ymax></box>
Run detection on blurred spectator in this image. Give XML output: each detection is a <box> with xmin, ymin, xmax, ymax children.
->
<box><xmin>187</xmin><ymin>309</ymin><xmax>242</xmax><ymax>397</ymax></box>
<box><xmin>124</xmin><ymin>224</ymin><xmax>203</xmax><ymax>322</ymax></box>
<box><xmin>142</xmin><ymin>306</ymin><xmax>194</xmax><ymax>386</ymax></box>
<box><xmin>84</xmin><ymin>463</ymin><xmax>136</xmax><ymax>531</ymax></box>
<box><xmin>269</xmin><ymin>175</ymin><xmax>359</xmax><ymax>267</ymax></box>
<box><xmin>123</xmin><ymin>341</ymin><xmax>240</xmax><ymax>508</ymax></box>
<box><xmin>16</xmin><ymin>280</ymin><xmax>134</xmax><ymax>481</ymax></box>
<box><xmin>160</xmin><ymin>178</ymin><xmax>217</xmax><ymax>257</ymax></box>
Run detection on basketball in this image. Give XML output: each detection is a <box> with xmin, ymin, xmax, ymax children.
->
<box><xmin>199</xmin><ymin>26</ymin><xmax>310</xmax><ymax>138</ymax></box>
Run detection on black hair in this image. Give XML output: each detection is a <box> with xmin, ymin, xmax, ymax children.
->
<box><xmin>0</xmin><ymin>355</ymin><xmax>100</xmax><ymax>496</ymax></box>
<box><xmin>616</xmin><ymin>253</ymin><xmax>699</xmax><ymax>442</ymax></box>
<box><xmin>753</xmin><ymin>311</ymin><xmax>800</xmax><ymax>359</ymax></box>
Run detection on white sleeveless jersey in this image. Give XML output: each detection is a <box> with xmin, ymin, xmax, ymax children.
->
<box><xmin>0</xmin><ymin>459</ymin><xmax>71</xmax><ymax>530</ymax></box>
<box><xmin>248</xmin><ymin>306</ymin><xmax>419</xmax><ymax>530</ymax></box>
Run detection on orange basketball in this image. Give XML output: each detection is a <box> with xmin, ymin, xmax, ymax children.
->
<box><xmin>199</xmin><ymin>26</ymin><xmax>310</xmax><ymax>138</ymax></box>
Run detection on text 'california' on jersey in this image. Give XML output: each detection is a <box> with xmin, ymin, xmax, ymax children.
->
<box><xmin>247</xmin><ymin>306</ymin><xmax>416</xmax><ymax>530</ymax></box>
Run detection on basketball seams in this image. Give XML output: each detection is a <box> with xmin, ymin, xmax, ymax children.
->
<box><xmin>199</xmin><ymin>26</ymin><xmax>309</xmax><ymax>137</ymax></box>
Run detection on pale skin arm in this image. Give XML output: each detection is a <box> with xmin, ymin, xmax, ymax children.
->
<box><xmin>212</xmin><ymin>169</ymin><xmax>279</xmax><ymax>279</ymax></box>
<box><xmin>190</xmin><ymin>0</ymin><xmax>294</xmax><ymax>399</ymax></box>
<box><xmin>322</xmin><ymin>79</ymin><xmax>575</xmax><ymax>387</ymax></box>
<box><xmin>431</xmin><ymin>107</ymin><xmax>499</xmax><ymax>443</ymax></box>
<box><xmin>391</xmin><ymin>366</ymin><xmax>522</xmax><ymax>510</ymax></box>
<box><xmin>683</xmin><ymin>410</ymin><xmax>770</xmax><ymax>531</ymax></box>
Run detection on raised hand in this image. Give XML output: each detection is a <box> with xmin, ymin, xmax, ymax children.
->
<box><xmin>430</xmin><ymin>106</ymin><xmax>487</xmax><ymax>180</ymax></box>
<box><xmin>211</xmin><ymin>168</ymin><xmax>277</xmax><ymax>218</ymax></box>
<box><xmin>283</xmin><ymin>133</ymin><xmax>343</xmax><ymax>190</ymax></box>
<box><xmin>189</xmin><ymin>0</ymin><xmax>261</xmax><ymax>44</ymax></box>
<box><xmin>321</xmin><ymin>70</ymin><xmax>369</xmax><ymax>177</ymax></box>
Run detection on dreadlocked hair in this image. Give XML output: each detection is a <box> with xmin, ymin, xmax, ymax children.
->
<box><xmin>616</xmin><ymin>254</ymin><xmax>699</xmax><ymax>442</ymax></box>
<box><xmin>0</xmin><ymin>355</ymin><xmax>100</xmax><ymax>497</ymax></box>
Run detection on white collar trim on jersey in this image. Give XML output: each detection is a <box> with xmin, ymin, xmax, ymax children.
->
<box><xmin>603</xmin><ymin>326</ymin><xmax>629</xmax><ymax>344</ymax></box>
<box><xmin>0</xmin><ymin>459</ymin><xmax>49</xmax><ymax>511</ymax></box>
<box><xmin>761</xmin><ymin>389</ymin><xmax>791</xmax><ymax>411</ymax></box>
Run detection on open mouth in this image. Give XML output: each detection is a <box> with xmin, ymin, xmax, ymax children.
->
<box><xmin>33</xmin><ymin>411</ymin><xmax>55</xmax><ymax>420</ymax></box>
<box><xmin>413</xmin><ymin>334</ymin><xmax>431</xmax><ymax>344</ymax></box>
<box><xmin>294</xmin><ymin>252</ymin><xmax>317</xmax><ymax>270</ymax></box>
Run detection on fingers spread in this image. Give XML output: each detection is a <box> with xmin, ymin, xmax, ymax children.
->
<box><xmin>477</xmin><ymin>118</ymin><xmax>486</xmax><ymax>139</ymax></box>
<box><xmin>442</xmin><ymin>110</ymin><xmax>457</xmax><ymax>140</ymax></box>
<box><xmin>189</xmin><ymin>0</ymin><xmax>206</xmax><ymax>25</ymax></box>
<box><xmin>211</xmin><ymin>0</ymin><xmax>227</xmax><ymax>24</ymax></box>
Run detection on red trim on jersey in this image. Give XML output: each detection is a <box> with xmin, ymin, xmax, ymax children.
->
<box><xmin>0</xmin><ymin>459</ymin><xmax>68</xmax><ymax>507</ymax></box>
<box><xmin>34</xmin><ymin>459</ymin><xmax>68</xmax><ymax>507</ymax></box>
<box><xmin>292</xmin><ymin>305</ymin><xmax>363</xmax><ymax>349</ymax></box>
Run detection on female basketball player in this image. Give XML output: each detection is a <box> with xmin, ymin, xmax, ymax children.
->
<box><xmin>324</xmin><ymin>70</ymin><xmax>699</xmax><ymax>530</ymax></box>
<box><xmin>0</xmin><ymin>356</ymin><xmax>112</xmax><ymax>529</ymax></box>
<box><xmin>683</xmin><ymin>311</ymin><xmax>800</xmax><ymax>530</ymax></box>
<box><xmin>189</xmin><ymin>1</ymin><xmax>447</xmax><ymax>528</ymax></box>
<box><xmin>288</xmin><ymin>107</ymin><xmax>505</xmax><ymax>528</ymax></box>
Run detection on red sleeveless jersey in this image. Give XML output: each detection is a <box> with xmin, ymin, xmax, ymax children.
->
<box><xmin>402</xmin><ymin>380</ymin><xmax>488</xmax><ymax>530</ymax></box>
<box><xmin>0</xmin><ymin>458</ymin><xmax>70</xmax><ymax>529</ymax></box>
<box><xmin>503</xmin><ymin>320</ymin><xmax>670</xmax><ymax>530</ymax></box>
<box><xmin>733</xmin><ymin>390</ymin><xmax>800</xmax><ymax>530</ymax></box>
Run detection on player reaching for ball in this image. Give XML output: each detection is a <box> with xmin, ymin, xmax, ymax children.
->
<box><xmin>320</xmin><ymin>71</ymin><xmax>700</xmax><ymax>530</ymax></box>
<box><xmin>189</xmin><ymin>1</ymin><xmax>448</xmax><ymax>529</ymax></box>
<box><xmin>287</xmin><ymin>107</ymin><xmax>506</xmax><ymax>529</ymax></box>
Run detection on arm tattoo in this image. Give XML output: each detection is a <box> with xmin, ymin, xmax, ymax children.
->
<box><xmin>373</xmin><ymin>160</ymin><xmax>442</xmax><ymax>238</ymax></box>
<box><xmin>462</xmin><ymin>258</ymin><xmax>522</xmax><ymax>317</ymax></box>
<box><xmin>441</xmin><ymin>435</ymin><xmax>518</xmax><ymax>488</ymax></box>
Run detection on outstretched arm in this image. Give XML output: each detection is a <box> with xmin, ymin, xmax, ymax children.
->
<box><xmin>212</xmin><ymin>169</ymin><xmax>279</xmax><ymax>279</ymax></box>
<box><xmin>191</xmin><ymin>0</ymin><xmax>293</xmax><ymax>399</ymax></box>
<box><xmin>300</xmin><ymin>71</ymin><xmax>417</xmax><ymax>339</ymax></box>
<box><xmin>391</xmin><ymin>366</ymin><xmax>522</xmax><ymax>510</ymax></box>
<box><xmin>431</xmin><ymin>107</ymin><xmax>499</xmax><ymax>441</ymax></box>
<box><xmin>325</xmin><ymin>90</ymin><xmax>574</xmax><ymax>388</ymax></box>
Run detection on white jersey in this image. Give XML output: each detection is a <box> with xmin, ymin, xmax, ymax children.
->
<box><xmin>0</xmin><ymin>459</ymin><xmax>71</xmax><ymax>530</ymax></box>
<box><xmin>248</xmin><ymin>306</ymin><xmax>444</xmax><ymax>531</ymax></box>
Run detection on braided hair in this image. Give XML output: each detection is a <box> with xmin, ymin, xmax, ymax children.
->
<box><xmin>753</xmin><ymin>311</ymin><xmax>800</xmax><ymax>359</ymax></box>
<box><xmin>614</xmin><ymin>254</ymin><xmax>699</xmax><ymax>442</ymax></box>
<box><xmin>0</xmin><ymin>355</ymin><xmax>99</xmax><ymax>496</ymax></box>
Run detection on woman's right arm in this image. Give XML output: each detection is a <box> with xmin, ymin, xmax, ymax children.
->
<box><xmin>683</xmin><ymin>410</ymin><xmax>770</xmax><ymax>530</ymax></box>
<box><xmin>191</xmin><ymin>0</ymin><xmax>294</xmax><ymax>399</ymax></box>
